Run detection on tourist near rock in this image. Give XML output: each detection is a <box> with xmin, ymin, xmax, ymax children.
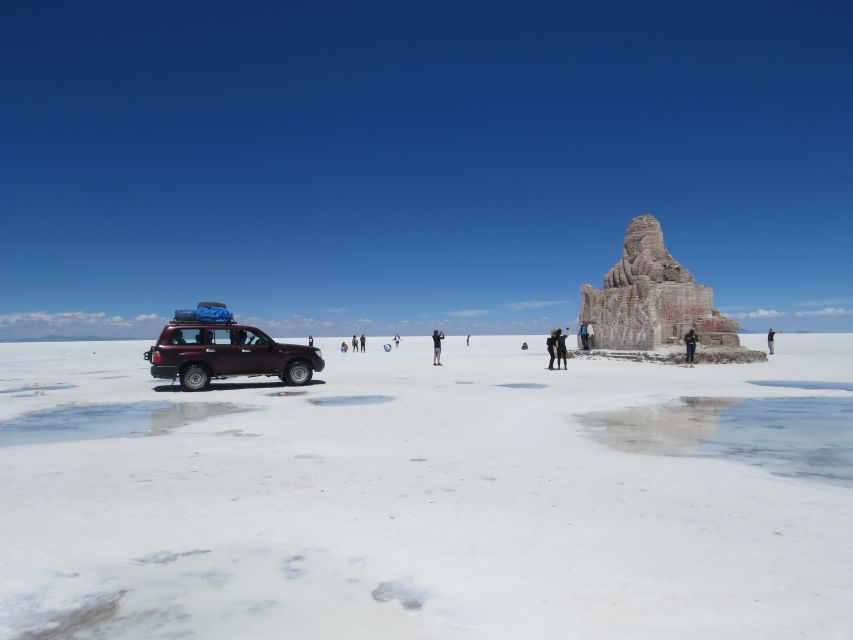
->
<box><xmin>579</xmin><ymin>214</ymin><xmax>765</xmax><ymax>362</ymax></box>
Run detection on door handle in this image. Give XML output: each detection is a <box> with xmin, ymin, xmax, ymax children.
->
<box><xmin>241</xmin><ymin>349</ymin><xmax>251</xmax><ymax>353</ymax></box>
<box><xmin>206</xmin><ymin>349</ymin><xmax>216</xmax><ymax>353</ymax></box>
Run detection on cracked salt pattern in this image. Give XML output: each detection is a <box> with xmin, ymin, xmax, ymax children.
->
<box><xmin>371</xmin><ymin>580</ymin><xmax>425</xmax><ymax>610</ymax></box>
<box><xmin>3</xmin><ymin>548</ymin><xmax>430</xmax><ymax>639</ymax></box>
<box><xmin>0</xmin><ymin>384</ymin><xmax>75</xmax><ymax>395</ymax></box>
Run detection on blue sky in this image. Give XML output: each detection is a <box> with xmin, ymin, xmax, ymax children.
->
<box><xmin>1</xmin><ymin>1</ymin><xmax>851</xmax><ymax>338</ymax></box>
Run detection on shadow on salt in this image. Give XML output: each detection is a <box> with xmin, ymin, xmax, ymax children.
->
<box><xmin>580</xmin><ymin>397</ymin><xmax>853</xmax><ymax>488</ymax></box>
<box><xmin>0</xmin><ymin>402</ymin><xmax>255</xmax><ymax>447</ymax></box>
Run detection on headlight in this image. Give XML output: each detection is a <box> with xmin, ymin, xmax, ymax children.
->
<box><xmin>316</xmin><ymin>349</ymin><xmax>322</xmax><ymax>359</ymax></box>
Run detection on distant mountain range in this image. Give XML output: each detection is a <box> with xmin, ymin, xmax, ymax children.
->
<box><xmin>739</xmin><ymin>329</ymin><xmax>813</xmax><ymax>334</ymax></box>
<box><xmin>0</xmin><ymin>335</ymin><xmax>144</xmax><ymax>343</ymax></box>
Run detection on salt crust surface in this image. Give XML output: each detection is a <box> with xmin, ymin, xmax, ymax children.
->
<box><xmin>0</xmin><ymin>334</ymin><xmax>852</xmax><ymax>638</ymax></box>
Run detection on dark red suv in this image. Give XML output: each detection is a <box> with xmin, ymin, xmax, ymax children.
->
<box><xmin>144</xmin><ymin>323</ymin><xmax>324</xmax><ymax>391</ymax></box>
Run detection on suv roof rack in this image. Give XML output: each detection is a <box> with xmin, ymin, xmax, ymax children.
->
<box><xmin>170</xmin><ymin>319</ymin><xmax>237</xmax><ymax>326</ymax></box>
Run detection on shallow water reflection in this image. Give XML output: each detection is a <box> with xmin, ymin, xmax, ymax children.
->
<box><xmin>0</xmin><ymin>402</ymin><xmax>254</xmax><ymax>446</ymax></box>
<box><xmin>582</xmin><ymin>397</ymin><xmax>853</xmax><ymax>488</ymax></box>
<box><xmin>749</xmin><ymin>380</ymin><xmax>853</xmax><ymax>392</ymax></box>
<box><xmin>495</xmin><ymin>383</ymin><xmax>547</xmax><ymax>389</ymax></box>
<box><xmin>308</xmin><ymin>395</ymin><xmax>393</xmax><ymax>406</ymax></box>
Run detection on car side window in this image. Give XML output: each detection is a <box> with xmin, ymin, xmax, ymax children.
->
<box><xmin>210</xmin><ymin>329</ymin><xmax>234</xmax><ymax>345</ymax></box>
<box><xmin>243</xmin><ymin>330</ymin><xmax>267</xmax><ymax>346</ymax></box>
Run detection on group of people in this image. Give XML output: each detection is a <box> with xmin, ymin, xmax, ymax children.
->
<box><xmin>310</xmin><ymin>324</ymin><xmax>781</xmax><ymax>367</ymax></box>
<box><xmin>333</xmin><ymin>333</ymin><xmax>403</xmax><ymax>353</ymax></box>
<box><xmin>545</xmin><ymin>328</ymin><xmax>570</xmax><ymax>370</ymax></box>
<box><xmin>338</xmin><ymin>334</ymin><xmax>367</xmax><ymax>353</ymax></box>
<box><xmin>543</xmin><ymin>323</ymin><xmax>596</xmax><ymax>370</ymax></box>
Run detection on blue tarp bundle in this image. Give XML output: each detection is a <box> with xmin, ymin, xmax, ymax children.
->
<box><xmin>196</xmin><ymin>306</ymin><xmax>234</xmax><ymax>323</ymax></box>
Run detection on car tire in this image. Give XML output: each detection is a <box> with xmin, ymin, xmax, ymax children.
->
<box><xmin>180</xmin><ymin>364</ymin><xmax>210</xmax><ymax>391</ymax></box>
<box><xmin>284</xmin><ymin>360</ymin><xmax>313</xmax><ymax>386</ymax></box>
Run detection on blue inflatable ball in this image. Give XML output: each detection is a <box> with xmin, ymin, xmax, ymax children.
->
<box><xmin>383</xmin><ymin>344</ymin><xmax>392</xmax><ymax>352</ymax></box>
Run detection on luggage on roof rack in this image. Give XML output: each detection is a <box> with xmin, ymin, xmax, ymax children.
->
<box><xmin>172</xmin><ymin>303</ymin><xmax>235</xmax><ymax>325</ymax></box>
<box><xmin>174</xmin><ymin>309</ymin><xmax>198</xmax><ymax>322</ymax></box>
<box><xmin>196</xmin><ymin>306</ymin><xmax>234</xmax><ymax>324</ymax></box>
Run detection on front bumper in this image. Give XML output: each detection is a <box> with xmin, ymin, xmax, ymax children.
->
<box><xmin>313</xmin><ymin>357</ymin><xmax>325</xmax><ymax>373</ymax></box>
<box><xmin>150</xmin><ymin>365</ymin><xmax>180</xmax><ymax>379</ymax></box>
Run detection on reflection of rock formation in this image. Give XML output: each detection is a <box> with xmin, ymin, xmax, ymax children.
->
<box><xmin>581</xmin><ymin>397</ymin><xmax>741</xmax><ymax>456</ymax></box>
<box><xmin>148</xmin><ymin>402</ymin><xmax>253</xmax><ymax>436</ymax></box>
<box><xmin>581</xmin><ymin>214</ymin><xmax>741</xmax><ymax>349</ymax></box>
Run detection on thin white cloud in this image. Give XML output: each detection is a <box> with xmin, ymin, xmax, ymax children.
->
<box><xmin>725</xmin><ymin>309</ymin><xmax>787</xmax><ymax>319</ymax></box>
<box><xmin>505</xmin><ymin>300</ymin><xmax>568</xmax><ymax>310</ymax></box>
<box><xmin>794</xmin><ymin>298</ymin><xmax>853</xmax><ymax>307</ymax></box>
<box><xmin>793</xmin><ymin>307</ymin><xmax>852</xmax><ymax>317</ymax></box>
<box><xmin>0</xmin><ymin>311</ymin><xmax>170</xmax><ymax>338</ymax></box>
<box><xmin>444</xmin><ymin>309</ymin><xmax>490</xmax><ymax>317</ymax></box>
<box><xmin>327</xmin><ymin>307</ymin><xmax>349</xmax><ymax>314</ymax></box>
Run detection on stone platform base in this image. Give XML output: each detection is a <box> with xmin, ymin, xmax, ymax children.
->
<box><xmin>567</xmin><ymin>347</ymin><xmax>768</xmax><ymax>365</ymax></box>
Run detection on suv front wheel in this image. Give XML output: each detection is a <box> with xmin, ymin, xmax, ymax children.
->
<box><xmin>181</xmin><ymin>364</ymin><xmax>210</xmax><ymax>391</ymax></box>
<box><xmin>284</xmin><ymin>360</ymin><xmax>313</xmax><ymax>386</ymax></box>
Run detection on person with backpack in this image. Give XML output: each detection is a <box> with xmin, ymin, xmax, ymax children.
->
<box><xmin>684</xmin><ymin>328</ymin><xmax>698</xmax><ymax>367</ymax></box>
<box><xmin>352</xmin><ymin>334</ymin><xmax>358</xmax><ymax>353</ymax></box>
<box><xmin>556</xmin><ymin>328</ymin><xmax>568</xmax><ymax>369</ymax></box>
<box><xmin>579</xmin><ymin>322</ymin><xmax>590</xmax><ymax>351</ymax></box>
<box><xmin>546</xmin><ymin>329</ymin><xmax>557</xmax><ymax>370</ymax></box>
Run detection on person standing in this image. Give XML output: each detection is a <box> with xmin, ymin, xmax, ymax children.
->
<box><xmin>587</xmin><ymin>323</ymin><xmax>595</xmax><ymax>349</ymax></box>
<box><xmin>684</xmin><ymin>328</ymin><xmax>698</xmax><ymax>367</ymax></box>
<box><xmin>546</xmin><ymin>329</ymin><xmax>557</xmax><ymax>370</ymax></box>
<box><xmin>768</xmin><ymin>328</ymin><xmax>776</xmax><ymax>355</ymax></box>
<box><xmin>579</xmin><ymin>322</ymin><xmax>589</xmax><ymax>351</ymax></box>
<box><xmin>394</xmin><ymin>333</ymin><xmax>401</xmax><ymax>348</ymax></box>
<box><xmin>360</xmin><ymin>334</ymin><xmax>366</xmax><ymax>352</ymax></box>
<box><xmin>308</xmin><ymin>334</ymin><xmax>314</xmax><ymax>347</ymax></box>
<box><xmin>466</xmin><ymin>334</ymin><xmax>471</xmax><ymax>347</ymax></box>
<box><xmin>556</xmin><ymin>328</ymin><xmax>568</xmax><ymax>369</ymax></box>
<box><xmin>432</xmin><ymin>330</ymin><xmax>445</xmax><ymax>366</ymax></box>
<box><xmin>352</xmin><ymin>334</ymin><xmax>358</xmax><ymax>354</ymax></box>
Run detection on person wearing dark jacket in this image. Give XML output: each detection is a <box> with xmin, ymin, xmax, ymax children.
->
<box><xmin>684</xmin><ymin>328</ymin><xmax>698</xmax><ymax>367</ymax></box>
<box><xmin>432</xmin><ymin>330</ymin><xmax>445</xmax><ymax>365</ymax></box>
<box><xmin>556</xmin><ymin>328</ymin><xmax>568</xmax><ymax>369</ymax></box>
<box><xmin>768</xmin><ymin>328</ymin><xmax>777</xmax><ymax>355</ymax></box>
<box><xmin>546</xmin><ymin>329</ymin><xmax>557</xmax><ymax>370</ymax></box>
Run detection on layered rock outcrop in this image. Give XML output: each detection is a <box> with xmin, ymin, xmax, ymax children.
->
<box><xmin>580</xmin><ymin>215</ymin><xmax>742</xmax><ymax>350</ymax></box>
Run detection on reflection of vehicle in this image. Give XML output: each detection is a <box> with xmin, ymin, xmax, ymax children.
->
<box><xmin>143</xmin><ymin>323</ymin><xmax>324</xmax><ymax>391</ymax></box>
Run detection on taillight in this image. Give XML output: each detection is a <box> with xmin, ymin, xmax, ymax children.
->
<box><xmin>152</xmin><ymin>350</ymin><xmax>163</xmax><ymax>364</ymax></box>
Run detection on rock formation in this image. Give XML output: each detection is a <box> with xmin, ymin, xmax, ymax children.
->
<box><xmin>580</xmin><ymin>214</ymin><xmax>742</xmax><ymax>350</ymax></box>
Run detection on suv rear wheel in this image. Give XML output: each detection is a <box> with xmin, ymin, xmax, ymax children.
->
<box><xmin>181</xmin><ymin>364</ymin><xmax>210</xmax><ymax>391</ymax></box>
<box><xmin>284</xmin><ymin>360</ymin><xmax>313</xmax><ymax>386</ymax></box>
